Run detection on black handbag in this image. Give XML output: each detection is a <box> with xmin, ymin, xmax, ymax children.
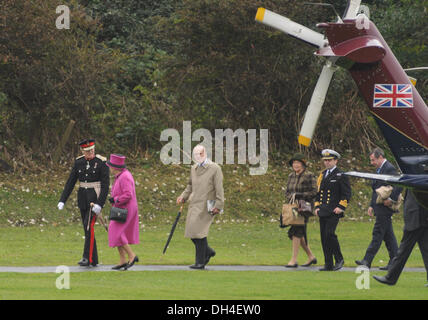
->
<box><xmin>109</xmin><ymin>206</ymin><xmax>128</xmax><ymax>223</ymax></box>
<box><xmin>298</xmin><ymin>199</ymin><xmax>314</xmax><ymax>219</ymax></box>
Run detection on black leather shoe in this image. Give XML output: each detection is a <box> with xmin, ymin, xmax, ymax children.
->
<box><xmin>373</xmin><ymin>275</ymin><xmax>395</xmax><ymax>286</ymax></box>
<box><xmin>333</xmin><ymin>259</ymin><xmax>344</xmax><ymax>271</ymax></box>
<box><xmin>112</xmin><ymin>263</ymin><xmax>128</xmax><ymax>270</ymax></box>
<box><xmin>319</xmin><ymin>266</ymin><xmax>334</xmax><ymax>271</ymax></box>
<box><xmin>285</xmin><ymin>263</ymin><xmax>298</xmax><ymax>268</ymax></box>
<box><xmin>79</xmin><ymin>259</ymin><xmax>90</xmax><ymax>267</ymax></box>
<box><xmin>189</xmin><ymin>264</ymin><xmax>205</xmax><ymax>270</ymax></box>
<box><xmin>205</xmin><ymin>250</ymin><xmax>216</xmax><ymax>265</ymax></box>
<box><xmin>125</xmin><ymin>256</ymin><xmax>139</xmax><ymax>270</ymax></box>
<box><xmin>301</xmin><ymin>258</ymin><xmax>317</xmax><ymax>267</ymax></box>
<box><xmin>80</xmin><ymin>261</ymin><xmax>98</xmax><ymax>267</ymax></box>
<box><xmin>355</xmin><ymin>259</ymin><xmax>371</xmax><ymax>268</ymax></box>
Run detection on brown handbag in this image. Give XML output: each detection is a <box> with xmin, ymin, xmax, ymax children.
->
<box><xmin>280</xmin><ymin>194</ymin><xmax>305</xmax><ymax>227</ymax></box>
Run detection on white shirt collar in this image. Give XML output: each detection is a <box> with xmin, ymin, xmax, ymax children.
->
<box><xmin>327</xmin><ymin>166</ymin><xmax>336</xmax><ymax>173</ymax></box>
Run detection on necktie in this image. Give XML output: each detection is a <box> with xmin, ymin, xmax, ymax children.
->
<box><xmin>376</xmin><ymin>168</ymin><xmax>381</xmax><ymax>174</ymax></box>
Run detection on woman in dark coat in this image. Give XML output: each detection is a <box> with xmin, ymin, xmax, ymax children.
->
<box><xmin>284</xmin><ymin>153</ymin><xmax>318</xmax><ymax>268</ymax></box>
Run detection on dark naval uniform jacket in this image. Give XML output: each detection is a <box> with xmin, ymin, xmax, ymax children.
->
<box><xmin>315</xmin><ymin>167</ymin><xmax>351</xmax><ymax>218</ymax></box>
<box><xmin>60</xmin><ymin>154</ymin><xmax>109</xmax><ymax>210</ymax></box>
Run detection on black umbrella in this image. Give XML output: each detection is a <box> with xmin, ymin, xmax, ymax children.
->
<box><xmin>162</xmin><ymin>204</ymin><xmax>184</xmax><ymax>254</ymax></box>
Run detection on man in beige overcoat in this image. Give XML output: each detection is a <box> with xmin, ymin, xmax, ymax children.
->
<box><xmin>177</xmin><ymin>145</ymin><xmax>225</xmax><ymax>269</ymax></box>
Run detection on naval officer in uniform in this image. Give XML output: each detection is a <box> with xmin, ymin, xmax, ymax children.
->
<box><xmin>315</xmin><ymin>149</ymin><xmax>351</xmax><ymax>271</ymax></box>
<box><xmin>57</xmin><ymin>139</ymin><xmax>109</xmax><ymax>266</ymax></box>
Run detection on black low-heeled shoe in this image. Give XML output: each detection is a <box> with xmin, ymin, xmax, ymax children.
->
<box><xmin>301</xmin><ymin>258</ymin><xmax>317</xmax><ymax>267</ymax></box>
<box><xmin>112</xmin><ymin>263</ymin><xmax>128</xmax><ymax>270</ymax></box>
<box><xmin>285</xmin><ymin>263</ymin><xmax>298</xmax><ymax>268</ymax></box>
<box><xmin>125</xmin><ymin>256</ymin><xmax>139</xmax><ymax>270</ymax></box>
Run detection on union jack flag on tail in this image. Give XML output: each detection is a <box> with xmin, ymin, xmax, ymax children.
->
<box><xmin>373</xmin><ymin>84</ymin><xmax>413</xmax><ymax>108</ymax></box>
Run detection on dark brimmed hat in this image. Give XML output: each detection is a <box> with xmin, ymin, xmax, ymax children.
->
<box><xmin>289</xmin><ymin>153</ymin><xmax>306</xmax><ymax>167</ymax></box>
<box><xmin>79</xmin><ymin>139</ymin><xmax>95</xmax><ymax>151</ymax></box>
<box><xmin>107</xmin><ymin>154</ymin><xmax>126</xmax><ymax>169</ymax></box>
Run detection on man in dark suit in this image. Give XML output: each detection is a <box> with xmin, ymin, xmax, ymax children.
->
<box><xmin>315</xmin><ymin>149</ymin><xmax>352</xmax><ymax>271</ymax></box>
<box><xmin>373</xmin><ymin>190</ymin><xmax>428</xmax><ymax>286</ymax></box>
<box><xmin>356</xmin><ymin>148</ymin><xmax>401</xmax><ymax>270</ymax></box>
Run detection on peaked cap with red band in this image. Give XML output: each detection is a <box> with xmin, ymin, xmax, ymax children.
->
<box><xmin>79</xmin><ymin>139</ymin><xmax>96</xmax><ymax>151</ymax></box>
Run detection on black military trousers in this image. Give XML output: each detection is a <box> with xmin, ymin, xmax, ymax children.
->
<box><xmin>319</xmin><ymin>215</ymin><xmax>343</xmax><ymax>268</ymax></box>
<box><xmin>385</xmin><ymin>226</ymin><xmax>428</xmax><ymax>284</ymax></box>
<box><xmin>80</xmin><ymin>208</ymin><xmax>98</xmax><ymax>265</ymax></box>
<box><xmin>191</xmin><ymin>238</ymin><xmax>215</xmax><ymax>265</ymax></box>
<box><xmin>363</xmin><ymin>213</ymin><xmax>398</xmax><ymax>265</ymax></box>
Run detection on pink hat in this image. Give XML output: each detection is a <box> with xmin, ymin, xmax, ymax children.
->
<box><xmin>107</xmin><ymin>154</ymin><xmax>126</xmax><ymax>169</ymax></box>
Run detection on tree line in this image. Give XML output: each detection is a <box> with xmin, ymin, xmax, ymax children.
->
<box><xmin>0</xmin><ymin>0</ymin><xmax>426</xmax><ymax>170</ymax></box>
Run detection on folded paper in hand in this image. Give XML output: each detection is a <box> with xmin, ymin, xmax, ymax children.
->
<box><xmin>207</xmin><ymin>200</ymin><xmax>223</xmax><ymax>215</ymax></box>
<box><xmin>375</xmin><ymin>185</ymin><xmax>402</xmax><ymax>212</ymax></box>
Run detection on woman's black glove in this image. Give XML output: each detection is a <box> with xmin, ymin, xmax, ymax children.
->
<box><xmin>109</xmin><ymin>197</ymin><xmax>115</xmax><ymax>204</ymax></box>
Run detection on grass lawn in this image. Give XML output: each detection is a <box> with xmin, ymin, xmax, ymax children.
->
<box><xmin>0</xmin><ymin>221</ymin><xmax>428</xmax><ymax>300</ymax></box>
<box><xmin>0</xmin><ymin>220</ymin><xmax>424</xmax><ymax>268</ymax></box>
<box><xmin>0</xmin><ymin>163</ymin><xmax>427</xmax><ymax>300</ymax></box>
<box><xmin>0</xmin><ymin>270</ymin><xmax>427</xmax><ymax>300</ymax></box>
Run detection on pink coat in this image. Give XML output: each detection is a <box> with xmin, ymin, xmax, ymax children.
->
<box><xmin>108</xmin><ymin>169</ymin><xmax>140</xmax><ymax>247</ymax></box>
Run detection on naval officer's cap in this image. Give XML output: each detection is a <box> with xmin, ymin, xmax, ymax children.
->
<box><xmin>321</xmin><ymin>149</ymin><xmax>340</xmax><ymax>160</ymax></box>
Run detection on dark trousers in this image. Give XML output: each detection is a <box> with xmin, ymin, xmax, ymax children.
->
<box><xmin>319</xmin><ymin>216</ymin><xmax>343</xmax><ymax>267</ymax></box>
<box><xmin>385</xmin><ymin>226</ymin><xmax>428</xmax><ymax>284</ymax></box>
<box><xmin>363</xmin><ymin>213</ymin><xmax>398</xmax><ymax>265</ymax></box>
<box><xmin>191</xmin><ymin>238</ymin><xmax>215</xmax><ymax>265</ymax></box>
<box><xmin>80</xmin><ymin>208</ymin><xmax>98</xmax><ymax>265</ymax></box>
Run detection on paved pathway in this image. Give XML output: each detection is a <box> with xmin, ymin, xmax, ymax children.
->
<box><xmin>0</xmin><ymin>265</ymin><xmax>425</xmax><ymax>273</ymax></box>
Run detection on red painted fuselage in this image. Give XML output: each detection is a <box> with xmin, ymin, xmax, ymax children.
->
<box><xmin>317</xmin><ymin>19</ymin><xmax>428</xmax><ymax>175</ymax></box>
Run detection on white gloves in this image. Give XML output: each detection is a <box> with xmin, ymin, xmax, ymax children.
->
<box><xmin>92</xmin><ymin>204</ymin><xmax>102</xmax><ymax>215</ymax></box>
<box><xmin>58</xmin><ymin>201</ymin><xmax>102</xmax><ymax>215</ymax></box>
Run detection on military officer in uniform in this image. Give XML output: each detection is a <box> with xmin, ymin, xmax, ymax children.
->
<box><xmin>57</xmin><ymin>139</ymin><xmax>109</xmax><ymax>266</ymax></box>
<box><xmin>315</xmin><ymin>149</ymin><xmax>351</xmax><ymax>271</ymax></box>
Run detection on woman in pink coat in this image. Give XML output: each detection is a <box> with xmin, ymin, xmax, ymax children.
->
<box><xmin>106</xmin><ymin>154</ymin><xmax>140</xmax><ymax>270</ymax></box>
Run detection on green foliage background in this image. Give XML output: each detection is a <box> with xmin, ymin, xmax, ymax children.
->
<box><xmin>0</xmin><ymin>0</ymin><xmax>427</xmax><ymax>168</ymax></box>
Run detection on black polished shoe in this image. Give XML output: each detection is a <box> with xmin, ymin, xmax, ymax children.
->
<box><xmin>285</xmin><ymin>263</ymin><xmax>298</xmax><ymax>268</ymax></box>
<box><xmin>373</xmin><ymin>275</ymin><xmax>395</xmax><ymax>286</ymax></box>
<box><xmin>355</xmin><ymin>259</ymin><xmax>371</xmax><ymax>268</ymax></box>
<box><xmin>189</xmin><ymin>264</ymin><xmax>205</xmax><ymax>270</ymax></box>
<box><xmin>319</xmin><ymin>266</ymin><xmax>334</xmax><ymax>271</ymax></box>
<box><xmin>333</xmin><ymin>259</ymin><xmax>344</xmax><ymax>271</ymax></box>
<box><xmin>125</xmin><ymin>256</ymin><xmax>139</xmax><ymax>270</ymax></box>
<box><xmin>301</xmin><ymin>258</ymin><xmax>317</xmax><ymax>267</ymax></box>
<box><xmin>78</xmin><ymin>258</ymin><xmax>88</xmax><ymax>266</ymax></box>
<box><xmin>112</xmin><ymin>263</ymin><xmax>128</xmax><ymax>270</ymax></box>
<box><xmin>80</xmin><ymin>261</ymin><xmax>98</xmax><ymax>267</ymax></box>
<box><xmin>205</xmin><ymin>250</ymin><xmax>216</xmax><ymax>265</ymax></box>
